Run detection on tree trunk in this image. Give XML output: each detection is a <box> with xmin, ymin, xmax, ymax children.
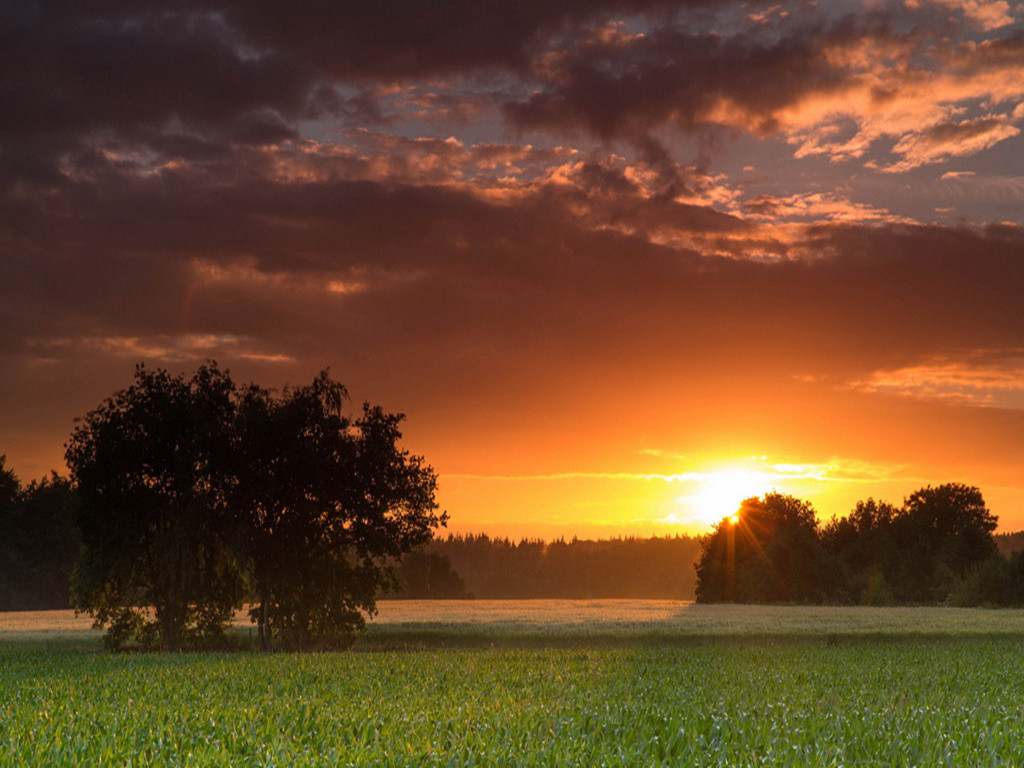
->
<box><xmin>258</xmin><ymin>581</ymin><xmax>271</xmax><ymax>652</ymax></box>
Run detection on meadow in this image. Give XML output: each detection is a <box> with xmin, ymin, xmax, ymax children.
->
<box><xmin>4</xmin><ymin>601</ymin><xmax>1024</xmax><ymax>766</ymax></box>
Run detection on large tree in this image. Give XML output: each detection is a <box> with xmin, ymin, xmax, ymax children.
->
<box><xmin>66</xmin><ymin>364</ymin><xmax>244</xmax><ymax>650</ymax></box>
<box><xmin>68</xmin><ymin>363</ymin><xmax>445</xmax><ymax>651</ymax></box>
<box><xmin>695</xmin><ymin>493</ymin><xmax>829</xmax><ymax>603</ymax></box>
<box><xmin>888</xmin><ymin>483</ymin><xmax>997</xmax><ymax>603</ymax></box>
<box><xmin>234</xmin><ymin>373</ymin><xmax>444</xmax><ymax>650</ymax></box>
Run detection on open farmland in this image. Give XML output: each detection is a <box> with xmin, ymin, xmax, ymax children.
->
<box><xmin>8</xmin><ymin>599</ymin><xmax>1024</xmax><ymax>650</ymax></box>
<box><xmin>4</xmin><ymin>602</ymin><xmax>1024</xmax><ymax>766</ymax></box>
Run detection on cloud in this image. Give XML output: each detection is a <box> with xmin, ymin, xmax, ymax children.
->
<box><xmin>6</xmin><ymin>139</ymin><xmax>1024</xmax><ymax>395</ymax></box>
<box><xmin>0</xmin><ymin>8</ymin><xmax>314</xmax><ymax>188</ymax></box>
<box><xmin>740</xmin><ymin>192</ymin><xmax>907</xmax><ymax>224</ymax></box>
<box><xmin>26</xmin><ymin>334</ymin><xmax>296</xmax><ymax>366</ymax></box>
<box><xmin>505</xmin><ymin>9</ymin><xmax>1024</xmax><ymax>172</ymax></box>
<box><xmin>764</xmin><ymin>459</ymin><xmax>909</xmax><ymax>484</ymax></box>
<box><xmin>850</xmin><ymin>351</ymin><xmax>1024</xmax><ymax>408</ymax></box>
<box><xmin>505</xmin><ymin>19</ymin><xmax>861</xmax><ymax>140</ymax></box>
<box><xmin>2</xmin><ymin>0</ymin><xmax>719</xmax><ymax>194</ymax></box>
<box><xmin>445</xmin><ymin>456</ymin><xmax>909</xmax><ymax>491</ymax></box>
<box><xmin>913</xmin><ymin>0</ymin><xmax>1018</xmax><ymax>30</ymax></box>
<box><xmin>6</xmin><ymin>0</ymin><xmax>1024</xmax><ymax>214</ymax></box>
<box><xmin>879</xmin><ymin>116</ymin><xmax>1021</xmax><ymax>173</ymax></box>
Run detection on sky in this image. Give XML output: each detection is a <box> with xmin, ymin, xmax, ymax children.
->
<box><xmin>2</xmin><ymin>0</ymin><xmax>1024</xmax><ymax>539</ymax></box>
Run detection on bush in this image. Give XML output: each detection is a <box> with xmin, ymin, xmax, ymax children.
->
<box><xmin>949</xmin><ymin>556</ymin><xmax>1013</xmax><ymax>607</ymax></box>
<box><xmin>860</xmin><ymin>570</ymin><xmax>892</xmax><ymax>606</ymax></box>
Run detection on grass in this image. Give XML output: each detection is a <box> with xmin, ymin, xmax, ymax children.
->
<box><xmin>5</xmin><ymin>601</ymin><xmax>1024</xmax><ymax>765</ymax></box>
<box><xmin>10</xmin><ymin>599</ymin><xmax>1024</xmax><ymax>651</ymax></box>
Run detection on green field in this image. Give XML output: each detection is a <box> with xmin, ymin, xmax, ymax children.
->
<box><xmin>4</xmin><ymin>601</ymin><xmax>1024</xmax><ymax>766</ymax></box>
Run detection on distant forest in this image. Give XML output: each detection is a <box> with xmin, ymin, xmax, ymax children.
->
<box><xmin>401</xmin><ymin>534</ymin><xmax>704</xmax><ymax>600</ymax></box>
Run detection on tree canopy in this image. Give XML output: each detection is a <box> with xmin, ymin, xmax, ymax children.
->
<box><xmin>234</xmin><ymin>373</ymin><xmax>444</xmax><ymax>650</ymax></box>
<box><xmin>66</xmin><ymin>363</ymin><xmax>444</xmax><ymax>650</ymax></box>
<box><xmin>695</xmin><ymin>493</ymin><xmax>829</xmax><ymax>604</ymax></box>
<box><xmin>67</xmin><ymin>364</ymin><xmax>243</xmax><ymax>650</ymax></box>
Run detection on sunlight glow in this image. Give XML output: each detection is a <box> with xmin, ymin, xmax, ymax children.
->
<box><xmin>681</xmin><ymin>468</ymin><xmax>775</xmax><ymax>526</ymax></box>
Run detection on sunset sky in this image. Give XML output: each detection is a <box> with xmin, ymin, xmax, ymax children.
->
<box><xmin>3</xmin><ymin>0</ymin><xmax>1024</xmax><ymax>539</ymax></box>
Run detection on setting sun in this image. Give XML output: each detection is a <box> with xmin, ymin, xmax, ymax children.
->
<box><xmin>682</xmin><ymin>469</ymin><xmax>776</xmax><ymax>526</ymax></box>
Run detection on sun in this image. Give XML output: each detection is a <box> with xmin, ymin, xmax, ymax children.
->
<box><xmin>683</xmin><ymin>468</ymin><xmax>774</xmax><ymax>526</ymax></box>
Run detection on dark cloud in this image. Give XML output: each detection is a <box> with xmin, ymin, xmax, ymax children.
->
<box><xmin>5</xmin><ymin>137</ymin><xmax>1023</xmax><ymax>382</ymax></box>
<box><xmin>504</xmin><ymin>17</ymin><xmax>895</xmax><ymax>139</ymax></box>
<box><xmin>0</xmin><ymin>0</ymin><xmax>733</xmax><ymax>192</ymax></box>
<box><xmin>204</xmin><ymin>0</ymin><xmax>703</xmax><ymax>78</ymax></box>
<box><xmin>0</xmin><ymin>7</ymin><xmax>314</xmax><ymax>191</ymax></box>
<box><xmin>6</xmin><ymin>0</ymin><xmax>1017</xmax><ymax>197</ymax></box>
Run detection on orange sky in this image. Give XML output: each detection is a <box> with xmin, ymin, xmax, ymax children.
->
<box><xmin>2</xmin><ymin>0</ymin><xmax>1024</xmax><ymax>538</ymax></box>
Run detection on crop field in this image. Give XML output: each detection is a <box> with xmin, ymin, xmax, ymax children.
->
<box><xmin>4</xmin><ymin>602</ymin><xmax>1024</xmax><ymax>766</ymax></box>
<box><xmin>10</xmin><ymin>599</ymin><xmax>1024</xmax><ymax>650</ymax></box>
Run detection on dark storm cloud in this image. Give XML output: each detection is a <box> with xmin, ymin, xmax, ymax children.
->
<box><xmin>0</xmin><ymin>10</ymin><xmax>311</xmax><ymax>192</ymax></box>
<box><xmin>504</xmin><ymin>17</ymin><xmax>899</xmax><ymax>139</ymax></box>
<box><xmin>207</xmin><ymin>0</ymin><xmax>692</xmax><ymax>79</ymax></box>
<box><xmin>0</xmin><ymin>0</ymin><xmax>750</xmax><ymax>239</ymax></box>
<box><xmin>0</xmin><ymin>0</ymin><xmax>717</xmax><ymax>169</ymax></box>
<box><xmin>503</xmin><ymin>11</ymin><xmax>1024</xmax><ymax>168</ymax></box>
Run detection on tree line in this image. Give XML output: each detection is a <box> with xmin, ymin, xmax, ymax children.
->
<box><xmin>0</xmin><ymin>462</ymin><xmax>80</xmax><ymax>611</ymax></box>
<box><xmin>695</xmin><ymin>486</ymin><xmax>1024</xmax><ymax>606</ymax></box>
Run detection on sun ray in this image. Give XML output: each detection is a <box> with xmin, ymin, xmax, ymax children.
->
<box><xmin>679</xmin><ymin>468</ymin><xmax>776</xmax><ymax>526</ymax></box>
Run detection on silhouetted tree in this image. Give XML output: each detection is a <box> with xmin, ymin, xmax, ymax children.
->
<box><xmin>949</xmin><ymin>547</ymin><xmax>1024</xmax><ymax>607</ymax></box>
<box><xmin>0</xmin><ymin>456</ymin><xmax>17</xmax><ymax>511</ymax></box>
<box><xmin>949</xmin><ymin>555</ymin><xmax>1014</xmax><ymax>606</ymax></box>
<box><xmin>0</xmin><ymin>458</ymin><xmax>20</xmax><ymax>605</ymax></box>
<box><xmin>887</xmin><ymin>483</ymin><xmax>996</xmax><ymax>602</ymax></box>
<box><xmin>234</xmin><ymin>373</ymin><xmax>444</xmax><ymax>650</ymax></box>
<box><xmin>66</xmin><ymin>363</ymin><xmax>443</xmax><ymax>652</ymax></box>
<box><xmin>695</xmin><ymin>493</ymin><xmax>829</xmax><ymax>603</ymax></box>
<box><xmin>66</xmin><ymin>364</ymin><xmax>244</xmax><ymax>650</ymax></box>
